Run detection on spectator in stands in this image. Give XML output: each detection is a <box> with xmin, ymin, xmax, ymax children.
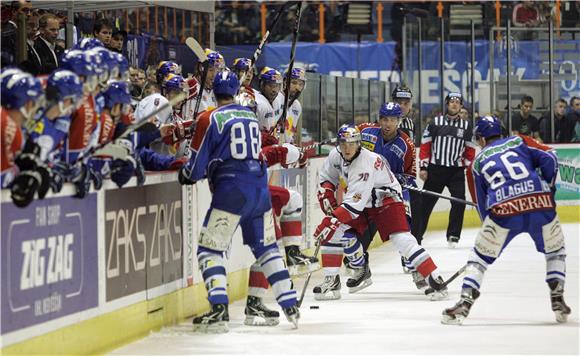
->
<box><xmin>34</xmin><ymin>13</ymin><xmax>63</xmax><ymax>75</ymax></box>
<box><xmin>1</xmin><ymin>0</ymin><xmax>32</xmax><ymax>66</ymax></box>
<box><xmin>540</xmin><ymin>98</ymin><xmax>575</xmax><ymax>143</ymax></box>
<box><xmin>57</xmin><ymin>13</ymin><xmax>77</xmax><ymax>45</ymax></box>
<box><xmin>568</xmin><ymin>97</ymin><xmax>580</xmax><ymax>142</ymax></box>
<box><xmin>93</xmin><ymin>18</ymin><xmax>113</xmax><ymax>46</ymax></box>
<box><xmin>559</xmin><ymin>1</ymin><xmax>580</xmax><ymax>28</ymax></box>
<box><xmin>20</xmin><ymin>13</ymin><xmax>42</xmax><ymax>75</ymax></box>
<box><xmin>510</xmin><ymin>95</ymin><xmax>541</xmax><ymax>141</ymax></box>
<box><xmin>108</xmin><ymin>29</ymin><xmax>126</xmax><ymax>53</ymax></box>
<box><xmin>146</xmin><ymin>65</ymin><xmax>157</xmax><ymax>83</ymax></box>
<box><xmin>513</xmin><ymin>1</ymin><xmax>542</xmax><ymax>27</ymax></box>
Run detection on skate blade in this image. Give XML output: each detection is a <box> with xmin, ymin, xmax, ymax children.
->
<box><xmin>348</xmin><ymin>279</ymin><xmax>373</xmax><ymax>294</ymax></box>
<box><xmin>313</xmin><ymin>290</ymin><xmax>341</xmax><ymax>301</ymax></box>
<box><xmin>244</xmin><ymin>316</ymin><xmax>280</xmax><ymax>326</ymax></box>
<box><xmin>448</xmin><ymin>241</ymin><xmax>458</xmax><ymax>249</ymax></box>
<box><xmin>441</xmin><ymin>314</ymin><xmax>465</xmax><ymax>325</ymax></box>
<box><xmin>193</xmin><ymin>322</ymin><xmax>229</xmax><ymax>333</ymax></box>
<box><xmin>427</xmin><ymin>290</ymin><xmax>449</xmax><ymax>301</ymax></box>
<box><xmin>286</xmin><ymin>315</ymin><xmax>299</xmax><ymax>329</ymax></box>
<box><xmin>555</xmin><ymin>311</ymin><xmax>569</xmax><ymax>323</ymax></box>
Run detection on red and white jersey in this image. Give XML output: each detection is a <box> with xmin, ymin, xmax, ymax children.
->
<box><xmin>134</xmin><ymin>93</ymin><xmax>172</xmax><ymax>124</ymax></box>
<box><xmin>198</xmin><ymin>87</ymin><xmax>217</xmax><ymax>113</ymax></box>
<box><xmin>1</xmin><ymin>108</ymin><xmax>23</xmax><ymax>187</ymax></box>
<box><xmin>283</xmin><ymin>98</ymin><xmax>301</xmax><ymax>143</ymax></box>
<box><xmin>320</xmin><ymin>147</ymin><xmax>403</xmax><ymax>221</ymax></box>
<box><xmin>255</xmin><ymin>91</ymin><xmax>283</xmax><ymax>131</ymax></box>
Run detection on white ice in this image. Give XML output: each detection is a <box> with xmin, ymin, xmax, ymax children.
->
<box><xmin>111</xmin><ymin>224</ymin><xmax>580</xmax><ymax>355</ymax></box>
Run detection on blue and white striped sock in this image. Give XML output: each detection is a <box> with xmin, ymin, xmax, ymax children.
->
<box><xmin>258</xmin><ymin>248</ymin><xmax>297</xmax><ymax>309</ymax></box>
<box><xmin>198</xmin><ymin>247</ymin><xmax>229</xmax><ymax>305</ymax></box>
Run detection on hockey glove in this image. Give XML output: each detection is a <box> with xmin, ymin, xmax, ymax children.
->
<box><xmin>90</xmin><ymin>166</ymin><xmax>103</xmax><ymax>190</ymax></box>
<box><xmin>14</xmin><ymin>139</ymin><xmax>42</xmax><ymax>171</ymax></box>
<box><xmin>260</xmin><ymin>145</ymin><xmax>288</xmax><ymax>167</ymax></box>
<box><xmin>11</xmin><ymin>170</ymin><xmax>42</xmax><ymax>208</ymax></box>
<box><xmin>317</xmin><ymin>181</ymin><xmax>338</xmax><ymax>216</ymax></box>
<box><xmin>314</xmin><ymin>216</ymin><xmax>341</xmax><ymax>244</ymax></box>
<box><xmin>36</xmin><ymin>165</ymin><xmax>51</xmax><ymax>199</ymax></box>
<box><xmin>135</xmin><ymin>154</ymin><xmax>146</xmax><ymax>186</ymax></box>
<box><xmin>111</xmin><ymin>157</ymin><xmax>136</xmax><ymax>188</ymax></box>
<box><xmin>394</xmin><ymin>173</ymin><xmax>408</xmax><ymax>186</ymax></box>
<box><xmin>72</xmin><ymin>163</ymin><xmax>92</xmax><ymax>199</ymax></box>
<box><xmin>178</xmin><ymin>166</ymin><xmax>196</xmax><ymax>185</ymax></box>
<box><xmin>168</xmin><ymin>157</ymin><xmax>188</xmax><ymax>170</ymax></box>
<box><xmin>49</xmin><ymin>162</ymin><xmax>68</xmax><ymax>193</ymax></box>
<box><xmin>297</xmin><ymin>148</ymin><xmax>309</xmax><ymax>169</ymax></box>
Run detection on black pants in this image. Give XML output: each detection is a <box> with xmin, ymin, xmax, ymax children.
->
<box><xmin>417</xmin><ymin>165</ymin><xmax>466</xmax><ymax>241</ymax></box>
<box><xmin>409</xmin><ymin>188</ymin><xmax>423</xmax><ymax>244</ymax></box>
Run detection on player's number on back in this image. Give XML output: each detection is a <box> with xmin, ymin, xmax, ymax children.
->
<box><xmin>481</xmin><ymin>151</ymin><xmax>530</xmax><ymax>189</ymax></box>
<box><xmin>230</xmin><ymin>121</ymin><xmax>260</xmax><ymax>160</ymax></box>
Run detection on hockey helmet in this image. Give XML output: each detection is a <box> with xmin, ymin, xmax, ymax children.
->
<box><xmin>445</xmin><ymin>92</ymin><xmax>463</xmax><ymax>105</ymax></box>
<box><xmin>337</xmin><ymin>124</ymin><xmax>361</xmax><ymax>144</ymax></box>
<box><xmin>232</xmin><ymin>57</ymin><xmax>252</xmax><ymax>72</ymax></box>
<box><xmin>213</xmin><ymin>70</ymin><xmax>240</xmax><ymax>98</ymax></box>
<box><xmin>474</xmin><ymin>115</ymin><xmax>503</xmax><ymax>140</ymax></box>
<box><xmin>379</xmin><ymin>102</ymin><xmax>402</xmax><ymax>118</ymax></box>
<box><xmin>45</xmin><ymin>69</ymin><xmax>83</xmax><ymax>115</ymax></box>
<box><xmin>259</xmin><ymin>67</ymin><xmax>282</xmax><ymax>84</ymax></box>
<box><xmin>391</xmin><ymin>86</ymin><xmax>413</xmax><ymax>101</ymax></box>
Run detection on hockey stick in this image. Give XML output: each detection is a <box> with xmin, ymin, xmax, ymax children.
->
<box><xmin>276</xmin><ymin>1</ymin><xmax>304</xmax><ymax>143</ymax></box>
<box><xmin>72</xmin><ymin>92</ymin><xmax>187</xmax><ymax>165</ymax></box>
<box><xmin>424</xmin><ymin>264</ymin><xmax>468</xmax><ymax>295</ymax></box>
<box><xmin>238</xmin><ymin>2</ymin><xmax>292</xmax><ymax>86</ymax></box>
<box><xmin>182</xmin><ymin>36</ymin><xmax>210</xmax><ymax>157</ymax></box>
<box><xmin>402</xmin><ymin>184</ymin><xmax>477</xmax><ymax>207</ymax></box>
<box><xmin>297</xmin><ymin>238</ymin><xmax>322</xmax><ymax>308</ymax></box>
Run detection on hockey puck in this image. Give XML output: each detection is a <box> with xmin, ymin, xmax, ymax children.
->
<box><xmin>309</xmin><ymin>305</ymin><xmax>319</xmax><ymax>309</ymax></box>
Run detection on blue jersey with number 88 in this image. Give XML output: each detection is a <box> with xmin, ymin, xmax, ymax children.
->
<box><xmin>184</xmin><ymin>103</ymin><xmax>263</xmax><ymax>183</ymax></box>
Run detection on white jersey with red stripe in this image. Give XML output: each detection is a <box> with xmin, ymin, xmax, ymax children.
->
<box><xmin>255</xmin><ymin>91</ymin><xmax>283</xmax><ymax>131</ymax></box>
<box><xmin>320</xmin><ymin>147</ymin><xmax>403</xmax><ymax>220</ymax></box>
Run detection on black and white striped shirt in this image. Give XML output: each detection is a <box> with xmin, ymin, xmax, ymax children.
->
<box><xmin>398</xmin><ymin>116</ymin><xmax>415</xmax><ymax>142</ymax></box>
<box><xmin>419</xmin><ymin>115</ymin><xmax>477</xmax><ymax>168</ymax></box>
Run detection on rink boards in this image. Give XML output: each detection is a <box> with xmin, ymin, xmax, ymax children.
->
<box><xmin>1</xmin><ymin>150</ymin><xmax>578</xmax><ymax>354</ymax></box>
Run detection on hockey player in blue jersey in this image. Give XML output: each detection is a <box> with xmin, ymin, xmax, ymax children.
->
<box><xmin>178</xmin><ymin>70</ymin><xmax>299</xmax><ymax>333</ymax></box>
<box><xmin>441</xmin><ymin>115</ymin><xmax>571</xmax><ymax>325</ymax></box>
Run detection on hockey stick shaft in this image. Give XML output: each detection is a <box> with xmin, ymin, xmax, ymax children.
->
<box><xmin>403</xmin><ymin>184</ymin><xmax>477</xmax><ymax>207</ymax></box>
<box><xmin>277</xmin><ymin>1</ymin><xmax>304</xmax><ymax>140</ymax></box>
<box><xmin>441</xmin><ymin>264</ymin><xmax>467</xmax><ymax>288</ymax></box>
<box><xmin>297</xmin><ymin>238</ymin><xmax>322</xmax><ymax>308</ymax></box>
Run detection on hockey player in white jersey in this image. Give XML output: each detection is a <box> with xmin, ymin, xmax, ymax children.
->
<box><xmin>281</xmin><ymin>67</ymin><xmax>305</xmax><ymax>144</ymax></box>
<box><xmin>255</xmin><ymin>67</ymin><xmax>284</xmax><ymax>131</ymax></box>
<box><xmin>194</xmin><ymin>49</ymin><xmax>224</xmax><ymax>113</ymax></box>
<box><xmin>313</xmin><ymin>124</ymin><xmax>449</xmax><ymax>300</ymax></box>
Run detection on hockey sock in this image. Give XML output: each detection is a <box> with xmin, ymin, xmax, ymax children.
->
<box><xmin>248</xmin><ymin>261</ymin><xmax>269</xmax><ymax>298</ymax></box>
<box><xmin>545</xmin><ymin>247</ymin><xmax>566</xmax><ymax>284</ymax></box>
<box><xmin>257</xmin><ymin>247</ymin><xmax>297</xmax><ymax>309</ymax></box>
<box><xmin>198</xmin><ymin>247</ymin><xmax>228</xmax><ymax>305</ymax></box>
<box><xmin>321</xmin><ymin>242</ymin><xmax>343</xmax><ymax>276</ymax></box>
<box><xmin>461</xmin><ymin>249</ymin><xmax>489</xmax><ymax>291</ymax></box>
<box><xmin>342</xmin><ymin>231</ymin><xmax>364</xmax><ymax>268</ymax></box>
<box><xmin>391</xmin><ymin>232</ymin><xmax>437</xmax><ymax>277</ymax></box>
<box><xmin>280</xmin><ymin>190</ymin><xmax>303</xmax><ymax>246</ymax></box>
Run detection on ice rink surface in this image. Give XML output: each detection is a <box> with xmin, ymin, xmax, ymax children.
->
<box><xmin>112</xmin><ymin>224</ymin><xmax>579</xmax><ymax>355</ymax></box>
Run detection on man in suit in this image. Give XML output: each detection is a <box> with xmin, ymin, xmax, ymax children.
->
<box><xmin>20</xmin><ymin>13</ymin><xmax>42</xmax><ymax>75</ymax></box>
<box><xmin>34</xmin><ymin>13</ymin><xmax>62</xmax><ymax>74</ymax></box>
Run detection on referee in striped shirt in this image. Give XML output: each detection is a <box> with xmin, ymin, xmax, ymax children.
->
<box><xmin>418</xmin><ymin>92</ymin><xmax>476</xmax><ymax>248</ymax></box>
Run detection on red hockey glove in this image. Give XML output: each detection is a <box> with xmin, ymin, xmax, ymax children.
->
<box><xmin>168</xmin><ymin>157</ymin><xmax>188</xmax><ymax>170</ymax></box>
<box><xmin>314</xmin><ymin>216</ymin><xmax>341</xmax><ymax>244</ymax></box>
<box><xmin>161</xmin><ymin>120</ymin><xmax>194</xmax><ymax>145</ymax></box>
<box><xmin>261</xmin><ymin>130</ymin><xmax>279</xmax><ymax>147</ymax></box>
<box><xmin>317</xmin><ymin>181</ymin><xmax>338</xmax><ymax>216</ymax></box>
<box><xmin>298</xmin><ymin>148</ymin><xmax>309</xmax><ymax>168</ymax></box>
<box><xmin>260</xmin><ymin>145</ymin><xmax>288</xmax><ymax>167</ymax></box>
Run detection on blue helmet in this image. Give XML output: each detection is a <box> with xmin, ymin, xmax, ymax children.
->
<box><xmin>259</xmin><ymin>67</ymin><xmax>282</xmax><ymax>84</ymax></box>
<box><xmin>163</xmin><ymin>73</ymin><xmax>186</xmax><ymax>94</ymax></box>
<box><xmin>1</xmin><ymin>72</ymin><xmax>44</xmax><ymax>116</ymax></box>
<box><xmin>156</xmin><ymin>60</ymin><xmax>180</xmax><ymax>85</ymax></box>
<box><xmin>93</xmin><ymin>47</ymin><xmax>119</xmax><ymax>82</ymax></box>
<box><xmin>379</xmin><ymin>102</ymin><xmax>402</xmax><ymax>118</ymax></box>
<box><xmin>86</xmin><ymin>48</ymin><xmax>108</xmax><ymax>84</ymax></box>
<box><xmin>337</xmin><ymin>124</ymin><xmax>361</xmax><ymax>144</ymax></box>
<box><xmin>75</xmin><ymin>37</ymin><xmax>104</xmax><ymax>50</ymax></box>
<box><xmin>205</xmin><ymin>49</ymin><xmax>224</xmax><ymax>68</ymax></box>
<box><xmin>232</xmin><ymin>57</ymin><xmax>252</xmax><ymax>72</ymax></box>
<box><xmin>287</xmin><ymin>67</ymin><xmax>306</xmax><ymax>82</ymax></box>
<box><xmin>60</xmin><ymin>49</ymin><xmax>98</xmax><ymax>93</ymax></box>
<box><xmin>113</xmin><ymin>52</ymin><xmax>129</xmax><ymax>80</ymax></box>
<box><xmin>213</xmin><ymin>71</ymin><xmax>240</xmax><ymax>97</ymax></box>
<box><xmin>445</xmin><ymin>92</ymin><xmax>463</xmax><ymax>105</ymax></box>
<box><xmin>474</xmin><ymin>115</ymin><xmax>503</xmax><ymax>140</ymax></box>
<box><xmin>0</xmin><ymin>67</ymin><xmax>23</xmax><ymax>86</ymax></box>
<box><xmin>102</xmin><ymin>81</ymin><xmax>131</xmax><ymax>109</ymax></box>
<box><xmin>46</xmin><ymin>69</ymin><xmax>83</xmax><ymax>104</ymax></box>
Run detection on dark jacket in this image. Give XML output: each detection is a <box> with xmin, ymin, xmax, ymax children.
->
<box><xmin>33</xmin><ymin>36</ymin><xmax>63</xmax><ymax>75</ymax></box>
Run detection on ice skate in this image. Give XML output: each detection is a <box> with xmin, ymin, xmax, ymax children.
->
<box><xmin>346</xmin><ymin>262</ymin><xmax>372</xmax><ymax>293</ymax></box>
<box><xmin>286</xmin><ymin>245</ymin><xmax>320</xmax><ymax>276</ymax></box>
<box><xmin>447</xmin><ymin>236</ymin><xmax>459</xmax><ymax>249</ymax></box>
<box><xmin>424</xmin><ymin>275</ymin><xmax>449</xmax><ymax>301</ymax></box>
<box><xmin>244</xmin><ymin>296</ymin><xmax>280</xmax><ymax>326</ymax></box>
<box><xmin>401</xmin><ymin>256</ymin><xmax>411</xmax><ymax>274</ymax></box>
<box><xmin>411</xmin><ymin>271</ymin><xmax>428</xmax><ymax>291</ymax></box>
<box><xmin>441</xmin><ymin>289</ymin><xmax>479</xmax><ymax>325</ymax></box>
<box><xmin>283</xmin><ymin>305</ymin><xmax>300</xmax><ymax>329</ymax></box>
<box><xmin>313</xmin><ymin>275</ymin><xmax>341</xmax><ymax>300</ymax></box>
<box><xmin>549</xmin><ymin>281</ymin><xmax>571</xmax><ymax>323</ymax></box>
<box><xmin>192</xmin><ymin>303</ymin><xmax>229</xmax><ymax>333</ymax></box>
<box><xmin>344</xmin><ymin>252</ymin><xmax>369</xmax><ymax>277</ymax></box>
